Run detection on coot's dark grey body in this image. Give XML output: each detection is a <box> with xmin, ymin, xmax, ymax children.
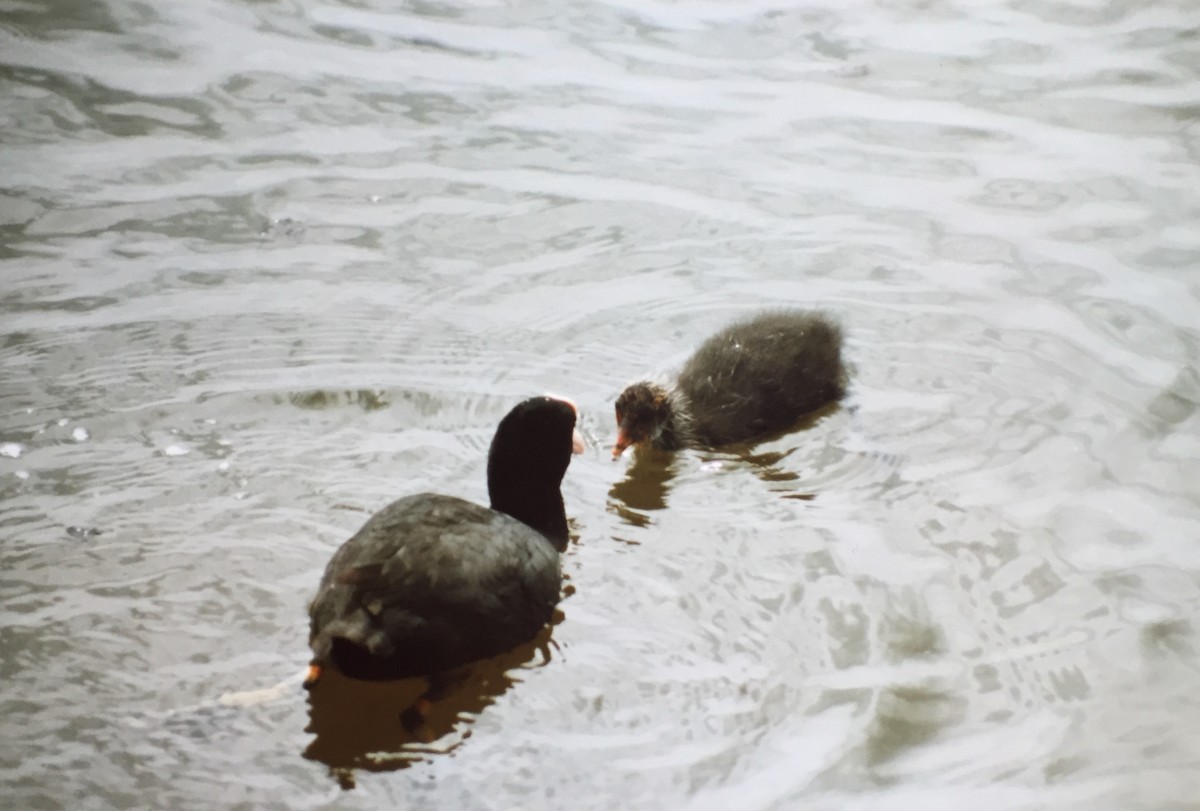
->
<box><xmin>614</xmin><ymin>311</ymin><xmax>844</xmax><ymax>454</ymax></box>
<box><xmin>308</xmin><ymin>494</ymin><xmax>562</xmax><ymax>679</ymax></box>
<box><xmin>306</xmin><ymin>396</ymin><xmax>579</xmax><ymax>684</ymax></box>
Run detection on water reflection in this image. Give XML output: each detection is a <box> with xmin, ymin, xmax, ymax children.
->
<box><xmin>303</xmin><ymin>626</ymin><xmax>556</xmax><ymax>786</ymax></box>
<box><xmin>863</xmin><ymin>683</ymin><xmax>967</xmax><ymax>770</ymax></box>
<box><xmin>284</xmin><ymin>389</ymin><xmax>391</xmax><ymax>412</ymax></box>
<box><xmin>607</xmin><ymin>404</ymin><xmax>842</xmax><ymax>521</ymax></box>
<box><xmin>607</xmin><ymin>446</ymin><xmax>675</xmax><ymax>527</ymax></box>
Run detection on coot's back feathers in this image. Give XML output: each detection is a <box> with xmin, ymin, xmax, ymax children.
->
<box><xmin>308</xmin><ymin>494</ymin><xmax>561</xmax><ymax>680</ymax></box>
<box><xmin>613</xmin><ymin>310</ymin><xmax>844</xmax><ymax>454</ymax></box>
<box><xmin>677</xmin><ymin>311</ymin><xmax>844</xmax><ymax>447</ymax></box>
<box><xmin>307</xmin><ymin>395</ymin><xmax>579</xmax><ymax>684</ymax></box>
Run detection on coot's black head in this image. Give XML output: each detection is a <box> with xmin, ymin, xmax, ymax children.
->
<box><xmin>612</xmin><ymin>382</ymin><xmax>670</xmax><ymax>457</ymax></box>
<box><xmin>487</xmin><ymin>396</ymin><xmax>582</xmax><ymax>547</ymax></box>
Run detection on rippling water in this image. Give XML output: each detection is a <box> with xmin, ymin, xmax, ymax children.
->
<box><xmin>2</xmin><ymin>0</ymin><xmax>1199</xmax><ymax>808</ymax></box>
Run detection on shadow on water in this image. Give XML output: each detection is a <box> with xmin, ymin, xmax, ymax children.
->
<box><xmin>302</xmin><ymin>626</ymin><xmax>556</xmax><ymax>788</ymax></box>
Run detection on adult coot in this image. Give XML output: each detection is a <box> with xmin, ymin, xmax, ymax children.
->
<box><xmin>613</xmin><ymin>310</ymin><xmax>844</xmax><ymax>456</ymax></box>
<box><xmin>305</xmin><ymin>395</ymin><xmax>584</xmax><ymax>688</ymax></box>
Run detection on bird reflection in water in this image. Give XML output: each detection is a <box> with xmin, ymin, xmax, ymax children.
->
<box><xmin>608</xmin><ymin>401</ymin><xmax>842</xmax><ymax>523</ymax></box>
<box><xmin>303</xmin><ymin>625</ymin><xmax>556</xmax><ymax>788</ymax></box>
<box><xmin>607</xmin><ymin>446</ymin><xmax>676</xmax><ymax>529</ymax></box>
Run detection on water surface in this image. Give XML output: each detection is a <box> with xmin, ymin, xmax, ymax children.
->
<box><xmin>2</xmin><ymin>0</ymin><xmax>1199</xmax><ymax>808</ymax></box>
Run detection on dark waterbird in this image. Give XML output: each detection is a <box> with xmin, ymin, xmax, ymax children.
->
<box><xmin>305</xmin><ymin>395</ymin><xmax>583</xmax><ymax>696</ymax></box>
<box><xmin>613</xmin><ymin>310</ymin><xmax>845</xmax><ymax>456</ymax></box>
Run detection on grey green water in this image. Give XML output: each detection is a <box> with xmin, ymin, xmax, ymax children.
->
<box><xmin>2</xmin><ymin>0</ymin><xmax>1199</xmax><ymax>808</ymax></box>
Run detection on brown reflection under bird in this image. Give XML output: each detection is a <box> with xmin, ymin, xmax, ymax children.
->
<box><xmin>303</xmin><ymin>625</ymin><xmax>556</xmax><ymax>786</ymax></box>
